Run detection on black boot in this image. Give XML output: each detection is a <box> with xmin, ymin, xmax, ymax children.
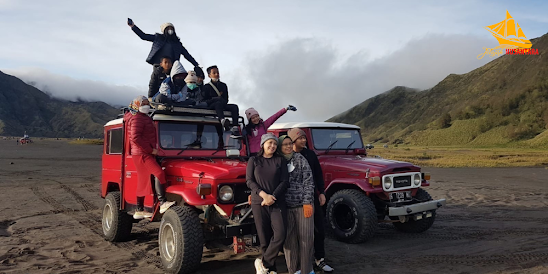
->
<box><xmin>155</xmin><ymin>178</ymin><xmax>167</xmax><ymax>203</ymax></box>
<box><xmin>136</xmin><ymin>196</ymin><xmax>145</xmax><ymax>211</ymax></box>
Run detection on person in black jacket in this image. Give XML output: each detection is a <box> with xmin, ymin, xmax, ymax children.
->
<box><xmin>127</xmin><ymin>19</ymin><xmax>204</xmax><ymax>77</ymax></box>
<box><xmin>201</xmin><ymin>66</ymin><xmax>240</xmax><ymax>134</ymax></box>
<box><xmin>288</xmin><ymin>128</ymin><xmax>335</xmax><ymax>273</ymax></box>
<box><xmin>148</xmin><ymin>56</ymin><xmax>172</xmax><ymax>99</ymax></box>
<box><xmin>246</xmin><ymin>133</ymin><xmax>289</xmax><ymax>274</ymax></box>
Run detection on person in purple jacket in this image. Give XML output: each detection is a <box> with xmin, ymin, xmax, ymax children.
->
<box><xmin>244</xmin><ymin>105</ymin><xmax>297</xmax><ymax>155</ymax></box>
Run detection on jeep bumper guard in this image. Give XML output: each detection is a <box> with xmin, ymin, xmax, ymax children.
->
<box><xmin>223</xmin><ymin>222</ymin><xmax>257</xmax><ymax>237</ymax></box>
<box><xmin>388</xmin><ymin>199</ymin><xmax>446</xmax><ymax>216</ymax></box>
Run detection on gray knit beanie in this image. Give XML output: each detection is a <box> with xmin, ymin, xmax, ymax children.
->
<box><xmin>260</xmin><ymin>133</ymin><xmax>278</xmax><ymax>147</ymax></box>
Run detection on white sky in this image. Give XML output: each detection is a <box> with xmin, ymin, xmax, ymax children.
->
<box><xmin>1</xmin><ymin>0</ymin><xmax>547</xmax><ymax>121</ymax></box>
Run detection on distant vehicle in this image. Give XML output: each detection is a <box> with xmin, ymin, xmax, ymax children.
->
<box><xmin>268</xmin><ymin>122</ymin><xmax>446</xmax><ymax>243</ymax></box>
<box><xmin>20</xmin><ymin>134</ymin><xmax>32</xmax><ymax>144</ymax></box>
<box><xmin>101</xmin><ymin>105</ymin><xmax>254</xmax><ymax>274</ymax></box>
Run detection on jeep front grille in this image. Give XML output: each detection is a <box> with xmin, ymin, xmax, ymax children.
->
<box><xmin>393</xmin><ymin>175</ymin><xmax>412</xmax><ymax>188</ymax></box>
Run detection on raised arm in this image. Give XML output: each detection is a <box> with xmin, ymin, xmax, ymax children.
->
<box><xmin>131</xmin><ymin>25</ymin><xmax>155</xmax><ymax>42</ymax></box>
<box><xmin>263</xmin><ymin>108</ymin><xmax>287</xmax><ymax>129</ymax></box>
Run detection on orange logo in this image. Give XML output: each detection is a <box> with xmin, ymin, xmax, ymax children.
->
<box><xmin>477</xmin><ymin>11</ymin><xmax>538</xmax><ymax>59</ymax></box>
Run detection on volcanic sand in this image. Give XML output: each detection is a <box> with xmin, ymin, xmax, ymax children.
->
<box><xmin>0</xmin><ymin>140</ymin><xmax>547</xmax><ymax>274</ymax></box>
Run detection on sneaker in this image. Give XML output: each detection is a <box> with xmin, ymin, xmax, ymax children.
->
<box><xmin>159</xmin><ymin>201</ymin><xmax>176</xmax><ymax>214</ymax></box>
<box><xmin>133</xmin><ymin>211</ymin><xmax>145</xmax><ymax>219</ymax></box>
<box><xmin>295</xmin><ymin>271</ymin><xmax>301</xmax><ymax>274</ymax></box>
<box><xmin>315</xmin><ymin>258</ymin><xmax>334</xmax><ymax>273</ymax></box>
<box><xmin>221</xmin><ymin>119</ymin><xmax>231</xmax><ymax>132</ymax></box>
<box><xmin>254</xmin><ymin>258</ymin><xmax>268</xmax><ymax>274</ymax></box>
<box><xmin>142</xmin><ymin>211</ymin><xmax>153</xmax><ymax>218</ymax></box>
<box><xmin>230</xmin><ymin>126</ymin><xmax>243</xmax><ymax>139</ymax></box>
<box><xmin>269</xmin><ymin>272</ymin><xmax>277</xmax><ymax>274</ymax></box>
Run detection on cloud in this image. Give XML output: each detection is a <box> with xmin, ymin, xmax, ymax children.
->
<box><xmin>4</xmin><ymin>68</ymin><xmax>144</xmax><ymax>106</ymax></box>
<box><xmin>229</xmin><ymin>34</ymin><xmax>495</xmax><ymax>122</ymax></box>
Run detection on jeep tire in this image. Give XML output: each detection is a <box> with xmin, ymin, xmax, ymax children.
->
<box><xmin>326</xmin><ymin>189</ymin><xmax>378</xmax><ymax>244</ymax></box>
<box><xmin>102</xmin><ymin>191</ymin><xmax>133</xmax><ymax>242</ymax></box>
<box><xmin>159</xmin><ymin>205</ymin><xmax>203</xmax><ymax>274</ymax></box>
<box><xmin>392</xmin><ymin>188</ymin><xmax>436</xmax><ymax>233</ymax></box>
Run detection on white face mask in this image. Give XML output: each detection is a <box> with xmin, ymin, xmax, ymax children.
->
<box><xmin>211</xmin><ymin>77</ymin><xmax>219</xmax><ymax>82</ymax></box>
<box><xmin>139</xmin><ymin>105</ymin><xmax>151</xmax><ymax>114</ymax></box>
<box><xmin>167</xmin><ymin>29</ymin><xmax>174</xmax><ymax>35</ymax></box>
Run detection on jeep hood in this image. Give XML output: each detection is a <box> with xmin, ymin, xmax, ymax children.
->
<box><xmin>163</xmin><ymin>159</ymin><xmax>248</xmax><ymax>180</ymax></box>
<box><xmin>322</xmin><ymin>156</ymin><xmax>420</xmax><ymax>174</ymax></box>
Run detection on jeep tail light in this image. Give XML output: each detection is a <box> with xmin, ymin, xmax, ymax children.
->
<box><xmin>368</xmin><ymin>176</ymin><xmax>381</xmax><ymax>186</ymax></box>
<box><xmin>422</xmin><ymin>172</ymin><xmax>431</xmax><ymax>180</ymax></box>
<box><xmin>196</xmin><ymin>183</ymin><xmax>212</xmax><ymax>196</ymax></box>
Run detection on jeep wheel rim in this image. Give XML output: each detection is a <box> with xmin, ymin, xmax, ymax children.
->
<box><xmin>333</xmin><ymin>203</ymin><xmax>355</xmax><ymax>231</ymax></box>
<box><xmin>160</xmin><ymin>223</ymin><xmax>176</xmax><ymax>262</ymax></box>
<box><xmin>102</xmin><ymin>202</ymin><xmax>113</xmax><ymax>234</ymax></box>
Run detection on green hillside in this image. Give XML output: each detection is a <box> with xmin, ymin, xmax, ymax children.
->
<box><xmin>0</xmin><ymin>71</ymin><xmax>120</xmax><ymax>138</ymax></box>
<box><xmin>328</xmin><ymin>33</ymin><xmax>548</xmax><ymax>148</ymax></box>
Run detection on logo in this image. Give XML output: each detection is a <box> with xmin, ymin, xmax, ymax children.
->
<box><xmin>477</xmin><ymin>11</ymin><xmax>539</xmax><ymax>59</ymax></box>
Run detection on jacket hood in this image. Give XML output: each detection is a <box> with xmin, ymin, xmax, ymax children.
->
<box><xmin>170</xmin><ymin>61</ymin><xmax>187</xmax><ymax>79</ymax></box>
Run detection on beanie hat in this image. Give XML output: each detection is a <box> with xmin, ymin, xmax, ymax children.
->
<box><xmin>245</xmin><ymin>108</ymin><xmax>260</xmax><ymax>120</ymax></box>
<box><xmin>260</xmin><ymin>133</ymin><xmax>278</xmax><ymax>148</ymax></box>
<box><xmin>288</xmin><ymin>128</ymin><xmax>306</xmax><ymax>142</ymax></box>
<box><xmin>160</xmin><ymin>22</ymin><xmax>174</xmax><ymax>34</ymax></box>
<box><xmin>184</xmin><ymin>70</ymin><xmax>198</xmax><ymax>83</ymax></box>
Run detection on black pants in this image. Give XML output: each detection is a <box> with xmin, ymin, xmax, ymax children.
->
<box><xmin>208</xmin><ymin>98</ymin><xmax>240</xmax><ymax>125</ymax></box>
<box><xmin>251</xmin><ymin>204</ymin><xmax>287</xmax><ymax>271</ymax></box>
<box><xmin>314</xmin><ymin>194</ymin><xmax>325</xmax><ymax>260</ymax></box>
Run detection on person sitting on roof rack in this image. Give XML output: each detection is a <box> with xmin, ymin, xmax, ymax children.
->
<box><xmin>127</xmin><ymin>19</ymin><xmax>204</xmax><ymax>78</ymax></box>
<box><xmin>201</xmin><ymin>65</ymin><xmax>241</xmax><ymax>135</ymax></box>
<box><xmin>148</xmin><ymin>56</ymin><xmax>172</xmax><ymax>100</ymax></box>
<box><xmin>154</xmin><ymin>61</ymin><xmax>206</xmax><ymax>107</ymax></box>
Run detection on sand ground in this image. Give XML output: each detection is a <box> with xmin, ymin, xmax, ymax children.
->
<box><xmin>0</xmin><ymin>139</ymin><xmax>547</xmax><ymax>274</ymax></box>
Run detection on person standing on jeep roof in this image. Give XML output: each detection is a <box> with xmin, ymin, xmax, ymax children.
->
<box><xmin>246</xmin><ymin>133</ymin><xmax>289</xmax><ymax>274</ymax></box>
<box><xmin>126</xmin><ymin>96</ymin><xmax>176</xmax><ymax>219</ymax></box>
<box><xmin>245</xmin><ymin>106</ymin><xmax>297</xmax><ymax>156</ymax></box>
<box><xmin>148</xmin><ymin>56</ymin><xmax>172</xmax><ymax>100</ymax></box>
<box><xmin>278</xmin><ymin>135</ymin><xmax>315</xmax><ymax>274</ymax></box>
<box><xmin>201</xmin><ymin>66</ymin><xmax>241</xmax><ymax>135</ymax></box>
<box><xmin>127</xmin><ymin>19</ymin><xmax>204</xmax><ymax>78</ymax></box>
<box><xmin>288</xmin><ymin>128</ymin><xmax>335</xmax><ymax>273</ymax></box>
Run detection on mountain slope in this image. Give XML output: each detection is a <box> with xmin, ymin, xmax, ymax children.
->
<box><xmin>328</xmin><ymin>34</ymin><xmax>548</xmax><ymax>147</ymax></box>
<box><xmin>0</xmin><ymin>71</ymin><xmax>120</xmax><ymax>138</ymax></box>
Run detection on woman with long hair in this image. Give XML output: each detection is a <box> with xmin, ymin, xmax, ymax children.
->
<box><xmin>246</xmin><ymin>133</ymin><xmax>289</xmax><ymax>274</ymax></box>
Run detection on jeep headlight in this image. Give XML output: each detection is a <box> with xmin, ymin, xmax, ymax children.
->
<box><xmin>383</xmin><ymin>177</ymin><xmax>392</xmax><ymax>189</ymax></box>
<box><xmin>413</xmin><ymin>174</ymin><xmax>421</xmax><ymax>186</ymax></box>
<box><xmin>219</xmin><ymin>185</ymin><xmax>234</xmax><ymax>202</ymax></box>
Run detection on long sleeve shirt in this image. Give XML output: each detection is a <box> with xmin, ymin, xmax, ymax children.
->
<box><xmin>246</xmin><ymin>155</ymin><xmax>289</xmax><ymax>206</ymax></box>
<box><xmin>299</xmin><ymin>147</ymin><xmax>325</xmax><ymax>195</ymax></box>
<box><xmin>285</xmin><ymin>153</ymin><xmax>314</xmax><ymax>207</ymax></box>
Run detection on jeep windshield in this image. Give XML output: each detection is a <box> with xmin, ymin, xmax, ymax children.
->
<box><xmin>311</xmin><ymin>128</ymin><xmax>364</xmax><ymax>150</ymax></box>
<box><xmin>159</xmin><ymin>122</ymin><xmax>241</xmax><ymax>150</ymax></box>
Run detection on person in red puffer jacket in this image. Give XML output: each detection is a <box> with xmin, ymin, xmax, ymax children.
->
<box><xmin>126</xmin><ymin>96</ymin><xmax>175</xmax><ymax>219</ymax></box>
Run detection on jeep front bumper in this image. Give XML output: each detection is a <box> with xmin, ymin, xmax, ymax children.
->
<box><xmin>388</xmin><ymin>199</ymin><xmax>446</xmax><ymax>216</ymax></box>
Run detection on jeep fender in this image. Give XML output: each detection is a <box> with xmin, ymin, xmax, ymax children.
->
<box><xmin>165</xmin><ymin>185</ymin><xmax>217</xmax><ymax>206</ymax></box>
<box><xmin>325</xmin><ymin>178</ymin><xmax>383</xmax><ymax>199</ymax></box>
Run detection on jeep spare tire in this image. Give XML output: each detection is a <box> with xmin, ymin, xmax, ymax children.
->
<box><xmin>392</xmin><ymin>188</ymin><xmax>436</xmax><ymax>233</ymax></box>
<box><xmin>102</xmin><ymin>191</ymin><xmax>133</xmax><ymax>242</ymax></box>
<box><xmin>159</xmin><ymin>205</ymin><xmax>203</xmax><ymax>274</ymax></box>
<box><xmin>326</xmin><ymin>189</ymin><xmax>378</xmax><ymax>244</ymax></box>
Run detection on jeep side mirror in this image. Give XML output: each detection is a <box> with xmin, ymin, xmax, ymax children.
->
<box><xmin>365</xmin><ymin>144</ymin><xmax>374</xmax><ymax>149</ymax></box>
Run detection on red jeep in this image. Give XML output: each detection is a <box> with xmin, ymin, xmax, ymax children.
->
<box><xmin>101</xmin><ymin>106</ymin><xmax>254</xmax><ymax>274</ymax></box>
<box><xmin>269</xmin><ymin>122</ymin><xmax>446</xmax><ymax>243</ymax></box>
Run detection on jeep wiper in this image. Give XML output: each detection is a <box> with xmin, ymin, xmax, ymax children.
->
<box><xmin>345</xmin><ymin>141</ymin><xmax>356</xmax><ymax>154</ymax></box>
<box><xmin>177</xmin><ymin>145</ymin><xmax>192</xmax><ymax>155</ymax></box>
<box><xmin>324</xmin><ymin>140</ymin><xmax>338</xmax><ymax>155</ymax></box>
